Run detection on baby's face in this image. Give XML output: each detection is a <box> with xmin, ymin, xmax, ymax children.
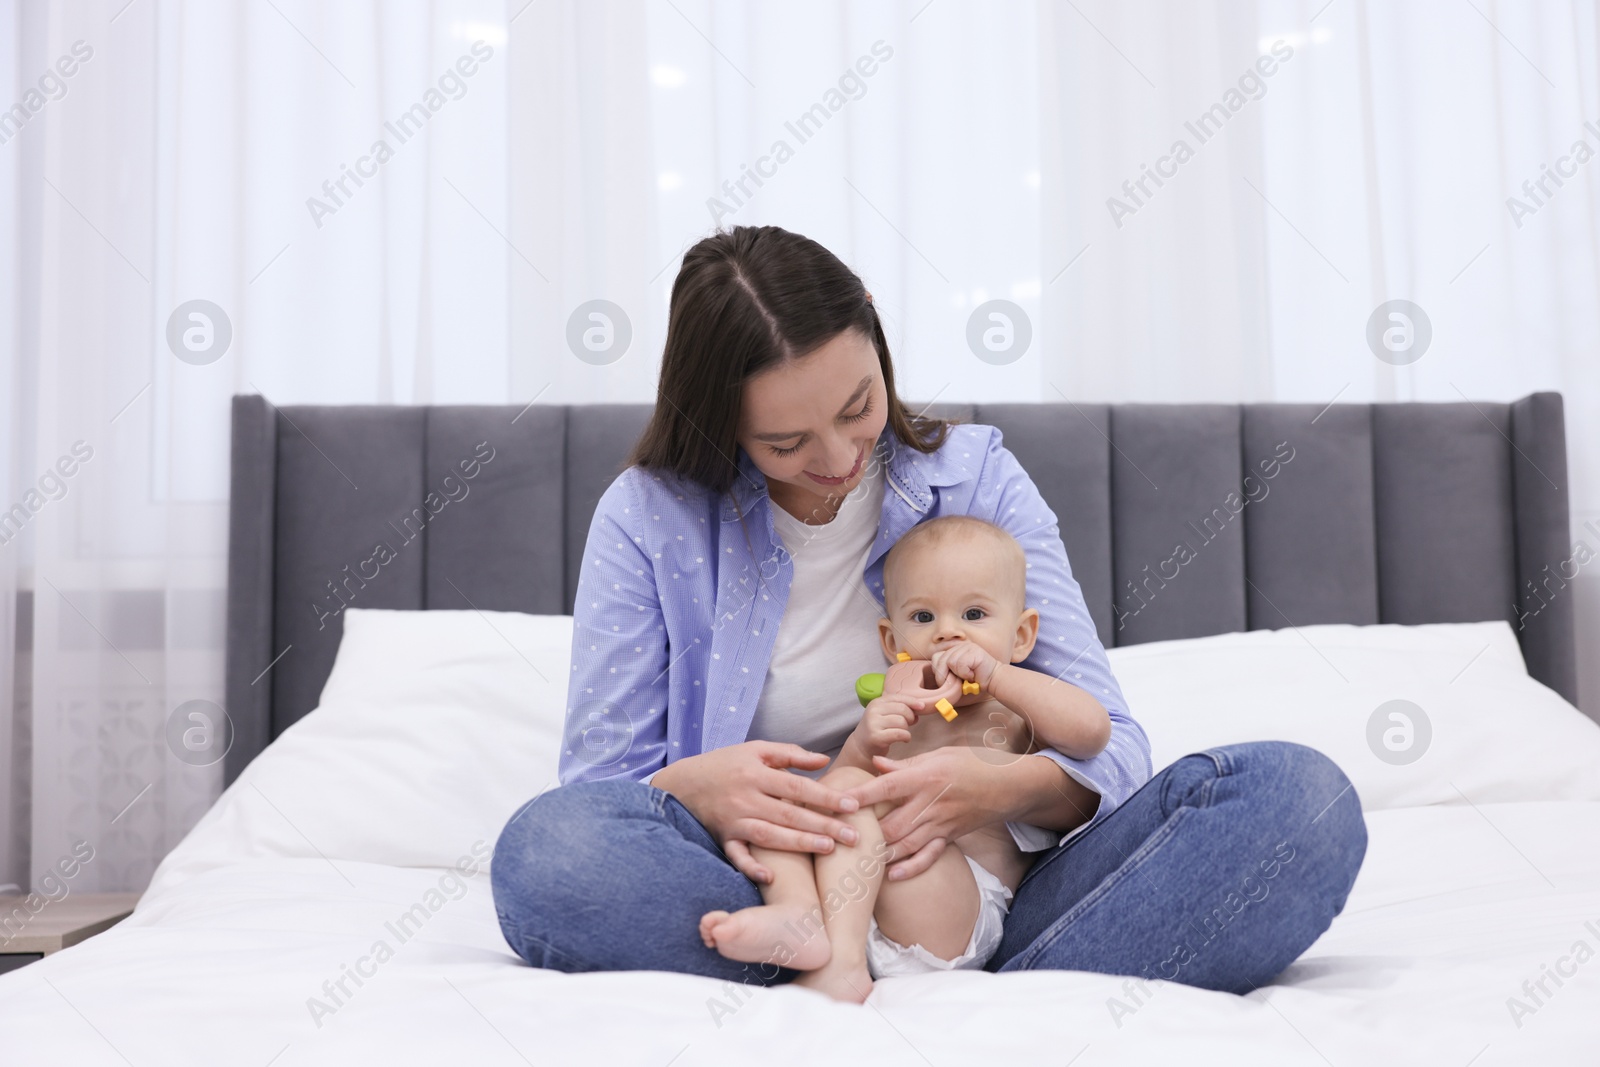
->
<box><xmin>879</xmin><ymin>535</ymin><xmax>1035</xmax><ymax>669</ymax></box>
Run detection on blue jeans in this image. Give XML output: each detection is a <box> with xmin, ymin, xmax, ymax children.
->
<box><xmin>490</xmin><ymin>741</ymin><xmax>1367</xmax><ymax>994</ymax></box>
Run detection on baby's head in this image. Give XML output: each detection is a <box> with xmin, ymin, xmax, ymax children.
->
<box><xmin>877</xmin><ymin>515</ymin><xmax>1040</xmax><ymax>672</ymax></box>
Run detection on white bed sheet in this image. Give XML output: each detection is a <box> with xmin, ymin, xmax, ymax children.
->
<box><xmin>2</xmin><ymin>802</ymin><xmax>1597</xmax><ymax>1065</ymax></box>
<box><xmin>5</xmin><ymin>612</ymin><xmax>1599</xmax><ymax>1065</ymax></box>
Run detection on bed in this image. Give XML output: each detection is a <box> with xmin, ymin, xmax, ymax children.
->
<box><xmin>2</xmin><ymin>393</ymin><xmax>1596</xmax><ymax>1066</ymax></box>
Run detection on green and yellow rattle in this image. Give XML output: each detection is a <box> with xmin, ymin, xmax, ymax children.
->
<box><xmin>856</xmin><ymin>651</ymin><xmax>980</xmax><ymax>722</ymax></box>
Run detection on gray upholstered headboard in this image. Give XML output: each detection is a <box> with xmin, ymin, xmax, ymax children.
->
<box><xmin>224</xmin><ymin>393</ymin><xmax>1577</xmax><ymax>783</ymax></box>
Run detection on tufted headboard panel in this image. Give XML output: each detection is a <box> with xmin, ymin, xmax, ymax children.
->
<box><xmin>224</xmin><ymin>393</ymin><xmax>1576</xmax><ymax>782</ymax></box>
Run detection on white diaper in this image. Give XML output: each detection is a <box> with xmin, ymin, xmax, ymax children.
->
<box><xmin>865</xmin><ymin>853</ymin><xmax>1013</xmax><ymax>978</ymax></box>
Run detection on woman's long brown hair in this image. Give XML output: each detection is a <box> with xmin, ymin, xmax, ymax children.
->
<box><xmin>626</xmin><ymin>225</ymin><xmax>951</xmax><ymax>495</ymax></box>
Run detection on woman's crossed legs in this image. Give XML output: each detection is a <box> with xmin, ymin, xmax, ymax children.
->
<box><xmin>490</xmin><ymin>740</ymin><xmax>1366</xmax><ymax>996</ymax></box>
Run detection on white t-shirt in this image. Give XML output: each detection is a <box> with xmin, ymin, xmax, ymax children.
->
<box><xmin>746</xmin><ymin>457</ymin><xmax>888</xmax><ymax>764</ymax></box>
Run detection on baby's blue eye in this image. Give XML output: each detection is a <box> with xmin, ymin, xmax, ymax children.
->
<box><xmin>964</xmin><ymin>608</ymin><xmax>985</xmax><ymax>621</ymax></box>
<box><xmin>912</xmin><ymin>610</ymin><xmax>933</xmax><ymax>624</ymax></box>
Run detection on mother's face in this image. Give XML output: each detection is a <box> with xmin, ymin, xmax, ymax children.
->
<box><xmin>736</xmin><ymin>328</ymin><xmax>888</xmax><ymax>519</ymax></box>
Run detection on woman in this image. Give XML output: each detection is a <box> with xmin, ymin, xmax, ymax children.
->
<box><xmin>491</xmin><ymin>225</ymin><xmax>1367</xmax><ymax>995</ymax></box>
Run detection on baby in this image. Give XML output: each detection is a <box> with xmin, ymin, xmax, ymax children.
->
<box><xmin>698</xmin><ymin>515</ymin><xmax>1113</xmax><ymax>1001</ymax></box>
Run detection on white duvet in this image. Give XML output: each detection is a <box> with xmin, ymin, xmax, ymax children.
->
<box><xmin>3</xmin><ymin>611</ymin><xmax>1598</xmax><ymax>1066</ymax></box>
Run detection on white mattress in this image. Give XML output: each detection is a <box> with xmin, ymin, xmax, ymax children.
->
<box><xmin>2</xmin><ymin>802</ymin><xmax>1597</xmax><ymax>1064</ymax></box>
<box><xmin>4</xmin><ymin>613</ymin><xmax>1598</xmax><ymax>1064</ymax></box>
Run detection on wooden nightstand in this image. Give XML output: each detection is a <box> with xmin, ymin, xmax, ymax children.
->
<box><xmin>0</xmin><ymin>893</ymin><xmax>140</xmax><ymax>974</ymax></box>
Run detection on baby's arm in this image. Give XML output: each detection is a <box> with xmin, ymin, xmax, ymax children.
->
<box><xmin>988</xmin><ymin>659</ymin><xmax>1111</xmax><ymax>758</ymax></box>
<box><xmin>934</xmin><ymin>644</ymin><xmax>1110</xmax><ymax>759</ymax></box>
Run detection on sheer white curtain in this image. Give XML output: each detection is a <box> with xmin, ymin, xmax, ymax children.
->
<box><xmin>634</xmin><ymin>0</ymin><xmax>1044</xmax><ymax>408</ymax></box>
<box><xmin>3</xmin><ymin>0</ymin><xmax>1596</xmax><ymax>894</ymax></box>
<box><xmin>1037</xmin><ymin>0</ymin><xmax>1600</xmax><ymax>712</ymax></box>
<box><xmin>4</xmin><ymin>0</ymin><xmax>525</xmax><ymax>894</ymax></box>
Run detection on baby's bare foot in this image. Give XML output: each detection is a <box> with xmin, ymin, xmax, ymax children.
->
<box><xmin>699</xmin><ymin>906</ymin><xmax>831</xmax><ymax>971</ymax></box>
<box><xmin>793</xmin><ymin>958</ymin><xmax>873</xmax><ymax>1004</ymax></box>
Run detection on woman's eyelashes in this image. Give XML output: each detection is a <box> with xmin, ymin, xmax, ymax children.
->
<box><xmin>844</xmin><ymin>396</ymin><xmax>874</xmax><ymax>424</ymax></box>
<box><xmin>765</xmin><ymin>398</ymin><xmax>874</xmax><ymax>458</ymax></box>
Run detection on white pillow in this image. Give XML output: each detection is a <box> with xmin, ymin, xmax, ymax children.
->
<box><xmin>150</xmin><ymin>612</ymin><xmax>1600</xmax><ymax>898</ymax></box>
<box><xmin>1106</xmin><ymin>620</ymin><xmax>1600</xmax><ymax>810</ymax></box>
<box><xmin>146</xmin><ymin>609</ymin><xmax>570</xmax><ymax>894</ymax></box>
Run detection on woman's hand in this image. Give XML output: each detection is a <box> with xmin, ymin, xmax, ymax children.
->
<box><xmin>846</xmin><ymin>748</ymin><xmax>1102</xmax><ymax>881</ymax></box>
<box><xmin>649</xmin><ymin>741</ymin><xmax>861</xmax><ymax>885</ymax></box>
<box><xmin>842</xmin><ymin>747</ymin><xmax>1013</xmax><ymax>881</ymax></box>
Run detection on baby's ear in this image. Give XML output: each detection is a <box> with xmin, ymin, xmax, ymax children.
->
<box><xmin>878</xmin><ymin>617</ymin><xmax>899</xmax><ymax>662</ymax></box>
<box><xmin>1010</xmin><ymin>608</ymin><xmax>1041</xmax><ymax>662</ymax></box>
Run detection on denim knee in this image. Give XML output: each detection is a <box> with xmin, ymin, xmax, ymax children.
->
<box><xmin>1274</xmin><ymin>742</ymin><xmax>1367</xmax><ymax>898</ymax></box>
<box><xmin>1162</xmin><ymin>742</ymin><xmax>1366</xmax><ymax>893</ymax></box>
<box><xmin>490</xmin><ymin>780</ymin><xmax>660</xmax><ymax>962</ymax></box>
<box><xmin>1254</xmin><ymin>741</ymin><xmax>1364</xmax><ymax>831</ymax></box>
<box><xmin>1224</xmin><ymin>741</ymin><xmax>1366</xmax><ymax>900</ymax></box>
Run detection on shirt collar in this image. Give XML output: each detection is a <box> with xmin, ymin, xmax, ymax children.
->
<box><xmin>720</xmin><ymin>421</ymin><xmax>970</xmax><ymax>523</ymax></box>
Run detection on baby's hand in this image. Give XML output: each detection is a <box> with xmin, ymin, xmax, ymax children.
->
<box><xmin>931</xmin><ymin>642</ymin><xmax>1001</xmax><ymax>694</ymax></box>
<box><xmin>853</xmin><ymin>696</ymin><xmax>925</xmax><ymax>756</ymax></box>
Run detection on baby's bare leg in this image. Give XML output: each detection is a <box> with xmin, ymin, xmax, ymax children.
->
<box><xmin>699</xmin><ymin>845</ymin><xmax>831</xmax><ymax>971</ymax></box>
<box><xmin>792</xmin><ymin>765</ymin><xmax>889</xmax><ymax>1003</ymax></box>
<box><xmin>873</xmin><ymin>844</ymin><xmax>983</xmax><ymax>962</ymax></box>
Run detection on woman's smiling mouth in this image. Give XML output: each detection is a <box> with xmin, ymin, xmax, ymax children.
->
<box><xmin>804</xmin><ymin>442</ymin><xmax>866</xmax><ymax>486</ymax></box>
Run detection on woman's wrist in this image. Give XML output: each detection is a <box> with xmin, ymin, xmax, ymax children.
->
<box><xmin>984</xmin><ymin>750</ymin><xmax>1042</xmax><ymax>822</ymax></box>
<box><xmin>649</xmin><ymin>752</ymin><xmax>724</xmax><ymax>835</ymax></box>
<box><xmin>994</xmin><ymin>752</ymin><xmax>1101</xmax><ymax>833</ymax></box>
<box><xmin>647</xmin><ymin>755</ymin><xmax>694</xmax><ymax>804</ymax></box>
